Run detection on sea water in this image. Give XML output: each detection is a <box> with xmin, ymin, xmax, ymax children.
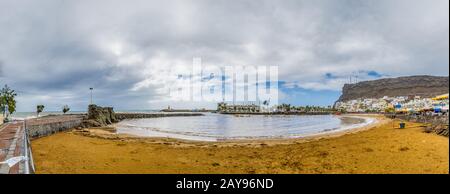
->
<box><xmin>10</xmin><ymin>110</ymin><xmax>159</xmax><ymax>120</ymax></box>
<box><xmin>115</xmin><ymin>113</ymin><xmax>375</xmax><ymax>141</ymax></box>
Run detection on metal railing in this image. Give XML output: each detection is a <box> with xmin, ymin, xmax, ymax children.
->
<box><xmin>22</xmin><ymin>119</ymin><xmax>35</xmax><ymax>174</ymax></box>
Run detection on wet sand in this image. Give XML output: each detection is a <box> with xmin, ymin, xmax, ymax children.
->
<box><xmin>31</xmin><ymin>115</ymin><xmax>449</xmax><ymax>174</ymax></box>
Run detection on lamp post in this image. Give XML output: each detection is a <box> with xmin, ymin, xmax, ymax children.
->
<box><xmin>89</xmin><ymin>87</ymin><xmax>93</xmax><ymax>105</ymax></box>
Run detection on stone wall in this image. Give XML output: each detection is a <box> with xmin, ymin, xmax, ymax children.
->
<box><xmin>27</xmin><ymin>115</ymin><xmax>84</xmax><ymax>138</ymax></box>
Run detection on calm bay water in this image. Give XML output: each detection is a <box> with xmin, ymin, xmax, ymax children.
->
<box><xmin>116</xmin><ymin>113</ymin><xmax>375</xmax><ymax>141</ymax></box>
<box><xmin>11</xmin><ymin>111</ymin><xmax>374</xmax><ymax>142</ymax></box>
<box><xmin>10</xmin><ymin>110</ymin><xmax>159</xmax><ymax>120</ymax></box>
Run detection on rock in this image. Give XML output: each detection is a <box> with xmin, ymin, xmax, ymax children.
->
<box><xmin>434</xmin><ymin>125</ymin><xmax>449</xmax><ymax>137</ymax></box>
<box><xmin>423</xmin><ymin>123</ymin><xmax>449</xmax><ymax>137</ymax></box>
<box><xmin>87</xmin><ymin>104</ymin><xmax>118</xmax><ymax>126</ymax></box>
<box><xmin>424</xmin><ymin>126</ymin><xmax>433</xmax><ymax>133</ymax></box>
<box><xmin>435</xmin><ymin>125</ymin><xmax>442</xmax><ymax>130</ymax></box>
<box><xmin>80</xmin><ymin>119</ymin><xmax>102</xmax><ymax>128</ymax></box>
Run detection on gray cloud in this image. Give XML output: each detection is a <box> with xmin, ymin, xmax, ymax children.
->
<box><xmin>0</xmin><ymin>0</ymin><xmax>448</xmax><ymax>111</ymax></box>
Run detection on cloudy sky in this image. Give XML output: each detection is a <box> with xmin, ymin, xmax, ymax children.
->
<box><xmin>0</xmin><ymin>0</ymin><xmax>448</xmax><ymax>112</ymax></box>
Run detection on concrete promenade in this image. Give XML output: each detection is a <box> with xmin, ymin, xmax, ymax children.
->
<box><xmin>0</xmin><ymin>121</ymin><xmax>27</xmax><ymax>174</ymax></box>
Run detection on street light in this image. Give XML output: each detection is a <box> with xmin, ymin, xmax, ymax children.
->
<box><xmin>89</xmin><ymin>87</ymin><xmax>93</xmax><ymax>105</ymax></box>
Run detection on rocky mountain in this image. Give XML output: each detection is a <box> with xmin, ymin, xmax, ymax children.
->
<box><xmin>336</xmin><ymin>75</ymin><xmax>449</xmax><ymax>102</ymax></box>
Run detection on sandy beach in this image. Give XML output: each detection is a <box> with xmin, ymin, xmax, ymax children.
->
<box><xmin>31</xmin><ymin>115</ymin><xmax>449</xmax><ymax>174</ymax></box>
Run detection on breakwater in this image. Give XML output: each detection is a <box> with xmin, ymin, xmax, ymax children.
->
<box><xmin>25</xmin><ymin>112</ymin><xmax>204</xmax><ymax>138</ymax></box>
<box><xmin>82</xmin><ymin>105</ymin><xmax>203</xmax><ymax>128</ymax></box>
<box><xmin>115</xmin><ymin>112</ymin><xmax>203</xmax><ymax>120</ymax></box>
<box><xmin>25</xmin><ymin>105</ymin><xmax>204</xmax><ymax>139</ymax></box>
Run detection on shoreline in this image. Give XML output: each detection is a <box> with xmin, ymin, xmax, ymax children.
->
<box><xmin>81</xmin><ymin>114</ymin><xmax>383</xmax><ymax>146</ymax></box>
<box><xmin>35</xmin><ymin>114</ymin><xmax>385</xmax><ymax>147</ymax></box>
<box><xmin>31</xmin><ymin>114</ymin><xmax>449</xmax><ymax>174</ymax></box>
<box><xmin>109</xmin><ymin>114</ymin><xmax>380</xmax><ymax>143</ymax></box>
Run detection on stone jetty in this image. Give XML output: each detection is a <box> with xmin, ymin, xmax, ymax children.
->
<box><xmin>81</xmin><ymin>104</ymin><xmax>203</xmax><ymax>128</ymax></box>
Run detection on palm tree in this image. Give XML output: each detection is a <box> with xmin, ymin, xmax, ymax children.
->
<box><xmin>37</xmin><ymin>105</ymin><xmax>45</xmax><ymax>117</ymax></box>
<box><xmin>62</xmin><ymin>105</ymin><xmax>70</xmax><ymax>114</ymax></box>
<box><xmin>0</xmin><ymin>85</ymin><xmax>17</xmax><ymax>118</ymax></box>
